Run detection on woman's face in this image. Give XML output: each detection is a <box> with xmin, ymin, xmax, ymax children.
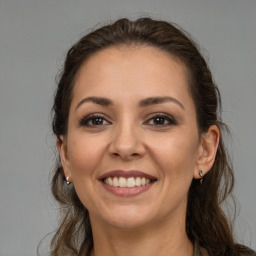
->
<box><xmin>59</xmin><ymin>46</ymin><xmax>207</xmax><ymax>229</ymax></box>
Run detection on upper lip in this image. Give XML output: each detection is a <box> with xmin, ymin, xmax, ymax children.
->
<box><xmin>98</xmin><ymin>170</ymin><xmax>157</xmax><ymax>180</ymax></box>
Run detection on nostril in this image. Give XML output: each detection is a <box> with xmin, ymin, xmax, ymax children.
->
<box><xmin>108</xmin><ymin>139</ymin><xmax>145</xmax><ymax>160</ymax></box>
<box><xmin>110</xmin><ymin>151</ymin><xmax>142</xmax><ymax>160</ymax></box>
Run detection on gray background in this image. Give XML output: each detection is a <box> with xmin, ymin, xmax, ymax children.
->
<box><xmin>0</xmin><ymin>0</ymin><xmax>255</xmax><ymax>255</ymax></box>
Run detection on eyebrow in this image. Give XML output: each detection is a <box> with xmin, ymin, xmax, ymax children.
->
<box><xmin>139</xmin><ymin>96</ymin><xmax>185</xmax><ymax>110</ymax></box>
<box><xmin>76</xmin><ymin>96</ymin><xmax>185</xmax><ymax>110</ymax></box>
<box><xmin>76</xmin><ymin>97</ymin><xmax>113</xmax><ymax>110</ymax></box>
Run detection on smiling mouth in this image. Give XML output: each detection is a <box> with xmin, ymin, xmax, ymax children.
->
<box><xmin>99</xmin><ymin>170</ymin><xmax>158</xmax><ymax>193</ymax></box>
<box><xmin>103</xmin><ymin>176</ymin><xmax>156</xmax><ymax>188</ymax></box>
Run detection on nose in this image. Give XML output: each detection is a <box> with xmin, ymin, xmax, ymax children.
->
<box><xmin>108</xmin><ymin>122</ymin><xmax>146</xmax><ymax>161</ymax></box>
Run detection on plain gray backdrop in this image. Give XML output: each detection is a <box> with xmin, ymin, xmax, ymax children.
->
<box><xmin>0</xmin><ymin>0</ymin><xmax>255</xmax><ymax>255</ymax></box>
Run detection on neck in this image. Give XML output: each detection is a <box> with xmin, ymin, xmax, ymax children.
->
<box><xmin>90</xmin><ymin>213</ymin><xmax>193</xmax><ymax>256</ymax></box>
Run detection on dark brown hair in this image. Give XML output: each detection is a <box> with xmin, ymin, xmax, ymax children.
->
<box><xmin>50</xmin><ymin>18</ymin><xmax>253</xmax><ymax>256</ymax></box>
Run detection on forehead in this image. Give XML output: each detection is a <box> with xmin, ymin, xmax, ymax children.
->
<box><xmin>71</xmin><ymin>45</ymin><xmax>194</xmax><ymax>110</ymax></box>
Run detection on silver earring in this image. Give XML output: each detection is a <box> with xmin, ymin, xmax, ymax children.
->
<box><xmin>66</xmin><ymin>176</ymin><xmax>71</xmax><ymax>185</ymax></box>
<box><xmin>199</xmin><ymin>170</ymin><xmax>204</xmax><ymax>184</ymax></box>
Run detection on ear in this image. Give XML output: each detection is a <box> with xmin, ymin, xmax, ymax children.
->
<box><xmin>193</xmin><ymin>125</ymin><xmax>220</xmax><ymax>179</ymax></box>
<box><xmin>57</xmin><ymin>135</ymin><xmax>72</xmax><ymax>183</ymax></box>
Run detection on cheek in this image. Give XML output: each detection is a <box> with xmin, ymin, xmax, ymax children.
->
<box><xmin>67</xmin><ymin>134</ymin><xmax>106</xmax><ymax>179</ymax></box>
<box><xmin>149</xmin><ymin>131</ymin><xmax>199</xmax><ymax>180</ymax></box>
<box><xmin>66</xmin><ymin>134</ymin><xmax>108</xmax><ymax>211</ymax></box>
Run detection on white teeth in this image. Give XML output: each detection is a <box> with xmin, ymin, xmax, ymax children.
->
<box><xmin>135</xmin><ymin>177</ymin><xmax>141</xmax><ymax>186</ymax></box>
<box><xmin>119</xmin><ymin>177</ymin><xmax>127</xmax><ymax>187</ymax></box>
<box><xmin>104</xmin><ymin>176</ymin><xmax>152</xmax><ymax>188</ymax></box>
<box><xmin>127</xmin><ymin>177</ymin><xmax>135</xmax><ymax>187</ymax></box>
<box><xmin>112</xmin><ymin>177</ymin><xmax>119</xmax><ymax>187</ymax></box>
<box><xmin>107</xmin><ymin>177</ymin><xmax>113</xmax><ymax>186</ymax></box>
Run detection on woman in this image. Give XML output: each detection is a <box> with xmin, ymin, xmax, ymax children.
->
<box><xmin>50</xmin><ymin>18</ymin><xmax>255</xmax><ymax>256</ymax></box>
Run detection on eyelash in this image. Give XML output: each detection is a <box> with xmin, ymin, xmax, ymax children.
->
<box><xmin>144</xmin><ymin>113</ymin><xmax>177</xmax><ymax>127</ymax></box>
<box><xmin>79</xmin><ymin>113</ymin><xmax>177</xmax><ymax>128</ymax></box>
<box><xmin>79</xmin><ymin>113</ymin><xmax>111</xmax><ymax>127</ymax></box>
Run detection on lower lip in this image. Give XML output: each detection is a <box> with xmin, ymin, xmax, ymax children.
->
<box><xmin>101</xmin><ymin>181</ymin><xmax>155</xmax><ymax>197</ymax></box>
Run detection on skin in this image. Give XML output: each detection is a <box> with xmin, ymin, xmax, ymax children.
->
<box><xmin>58</xmin><ymin>46</ymin><xmax>219</xmax><ymax>256</ymax></box>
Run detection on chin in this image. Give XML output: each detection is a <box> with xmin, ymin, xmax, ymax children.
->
<box><xmin>98</xmin><ymin>206</ymin><xmax>155</xmax><ymax>230</ymax></box>
<box><xmin>108</xmin><ymin>216</ymin><xmax>152</xmax><ymax>230</ymax></box>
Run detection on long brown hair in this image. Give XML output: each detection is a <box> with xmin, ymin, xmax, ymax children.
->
<box><xmin>50</xmin><ymin>18</ymin><xmax>253</xmax><ymax>256</ymax></box>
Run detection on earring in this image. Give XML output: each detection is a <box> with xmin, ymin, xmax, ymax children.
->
<box><xmin>66</xmin><ymin>176</ymin><xmax>71</xmax><ymax>185</ymax></box>
<box><xmin>199</xmin><ymin>170</ymin><xmax>204</xmax><ymax>184</ymax></box>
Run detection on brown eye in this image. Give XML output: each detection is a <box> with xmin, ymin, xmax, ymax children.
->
<box><xmin>152</xmin><ymin>117</ymin><xmax>167</xmax><ymax>125</ymax></box>
<box><xmin>79</xmin><ymin>114</ymin><xmax>111</xmax><ymax>127</ymax></box>
<box><xmin>89</xmin><ymin>117</ymin><xmax>105</xmax><ymax>125</ymax></box>
<box><xmin>146</xmin><ymin>114</ymin><xmax>177</xmax><ymax>127</ymax></box>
